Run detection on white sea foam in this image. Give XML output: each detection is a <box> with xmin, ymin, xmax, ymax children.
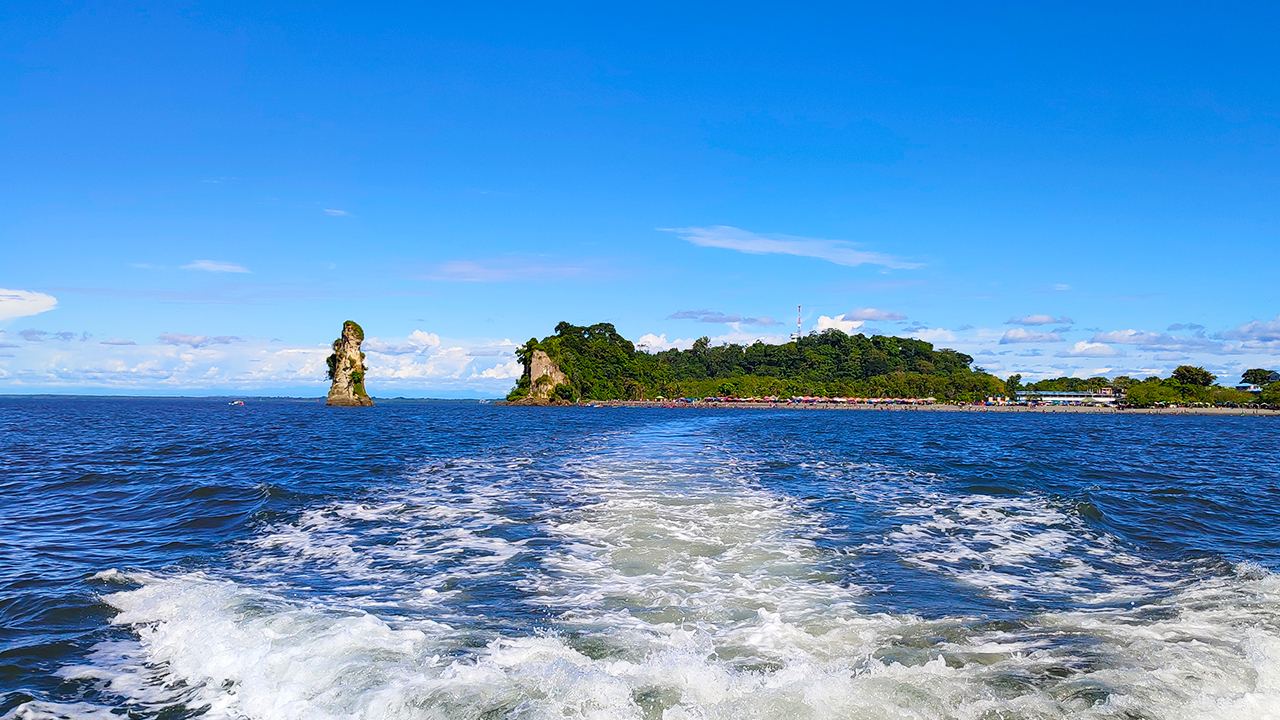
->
<box><xmin>13</xmin><ymin>425</ymin><xmax>1280</xmax><ymax>719</ymax></box>
<box><xmin>876</xmin><ymin>490</ymin><xmax>1177</xmax><ymax>603</ymax></box>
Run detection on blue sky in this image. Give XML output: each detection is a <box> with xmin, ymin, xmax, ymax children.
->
<box><xmin>3</xmin><ymin>2</ymin><xmax>1278</xmax><ymax>397</ymax></box>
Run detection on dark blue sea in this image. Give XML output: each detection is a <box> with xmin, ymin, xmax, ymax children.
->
<box><xmin>3</xmin><ymin>398</ymin><xmax>1280</xmax><ymax>719</ymax></box>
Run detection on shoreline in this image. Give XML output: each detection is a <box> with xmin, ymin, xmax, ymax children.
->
<box><xmin>513</xmin><ymin>400</ymin><xmax>1280</xmax><ymax>416</ymax></box>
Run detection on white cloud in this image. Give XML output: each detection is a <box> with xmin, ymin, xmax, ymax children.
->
<box><xmin>357</xmin><ymin>332</ymin><xmax>521</xmax><ymax>390</ymax></box>
<box><xmin>1055</xmin><ymin>341</ymin><xmax>1123</xmax><ymax>358</ymax></box>
<box><xmin>661</xmin><ymin>226</ymin><xmax>921</xmax><ymax>270</ymax></box>
<box><xmin>636</xmin><ymin>333</ymin><xmax>693</xmax><ymax>352</ymax></box>
<box><xmin>477</xmin><ymin>358</ymin><xmax>522</xmax><ymax>379</ymax></box>
<box><xmin>373</xmin><ymin>345</ymin><xmax>473</xmax><ymax>381</ymax></box>
<box><xmin>815</xmin><ymin>315</ymin><xmax>865</xmax><ymax>334</ymax></box>
<box><xmin>0</xmin><ymin>289</ymin><xmax>57</xmax><ymax>322</ymax></box>
<box><xmin>843</xmin><ymin>307</ymin><xmax>907</xmax><ymax>321</ymax></box>
<box><xmin>323</xmin><ymin>209</ymin><xmax>351</xmax><ymax>216</ymax></box>
<box><xmin>1051</xmin><ymin>284</ymin><xmax>1071</xmax><ymax>291</ymax></box>
<box><xmin>668</xmin><ymin>309</ymin><xmax>777</xmax><ymax>326</ymax></box>
<box><xmin>1000</xmin><ymin>328</ymin><xmax>1064</xmax><ymax>344</ymax></box>
<box><xmin>1218</xmin><ymin>315</ymin><xmax>1280</xmax><ymax>344</ymax></box>
<box><xmin>363</xmin><ymin>330</ymin><xmax>443</xmax><ymax>355</ymax></box>
<box><xmin>0</xmin><ymin>339</ymin><xmax>327</xmax><ymax>392</ymax></box>
<box><xmin>0</xmin><ymin>331</ymin><xmax>520</xmax><ymax>396</ymax></box>
<box><xmin>908</xmin><ymin>328</ymin><xmax>957</xmax><ymax>343</ymax></box>
<box><xmin>182</xmin><ymin>260</ymin><xmax>250</xmax><ymax>274</ymax></box>
<box><xmin>158</xmin><ymin>332</ymin><xmax>240</xmax><ymax>348</ymax></box>
<box><xmin>637</xmin><ymin>329</ymin><xmax>792</xmax><ymax>351</ymax></box>
<box><xmin>1090</xmin><ymin>329</ymin><xmax>1224</xmax><ymax>353</ymax></box>
<box><xmin>100</xmin><ymin>338</ymin><xmax>137</xmax><ymax>346</ymax></box>
<box><xmin>1006</xmin><ymin>314</ymin><xmax>1073</xmax><ymax>326</ymax></box>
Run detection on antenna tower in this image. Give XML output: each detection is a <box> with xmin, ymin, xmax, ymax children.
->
<box><xmin>792</xmin><ymin>305</ymin><xmax>802</xmax><ymax>340</ymax></box>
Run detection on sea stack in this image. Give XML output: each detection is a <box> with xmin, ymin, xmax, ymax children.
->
<box><xmin>325</xmin><ymin>320</ymin><xmax>374</xmax><ymax>407</ymax></box>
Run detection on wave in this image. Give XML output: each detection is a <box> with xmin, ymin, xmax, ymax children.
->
<box><xmin>11</xmin><ymin>422</ymin><xmax>1280</xmax><ymax>719</ymax></box>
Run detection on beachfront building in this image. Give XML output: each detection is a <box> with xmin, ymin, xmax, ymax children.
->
<box><xmin>1022</xmin><ymin>387</ymin><xmax>1121</xmax><ymax>405</ymax></box>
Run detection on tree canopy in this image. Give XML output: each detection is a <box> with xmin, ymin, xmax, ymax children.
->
<box><xmin>507</xmin><ymin>322</ymin><xmax>1007</xmax><ymax>402</ymax></box>
<box><xmin>1242</xmin><ymin>368</ymin><xmax>1278</xmax><ymax>386</ymax></box>
<box><xmin>1171</xmin><ymin>365</ymin><xmax>1215</xmax><ymax>387</ymax></box>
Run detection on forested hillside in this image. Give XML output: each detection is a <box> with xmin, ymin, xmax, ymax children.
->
<box><xmin>506</xmin><ymin>322</ymin><xmax>1006</xmax><ymax>402</ymax></box>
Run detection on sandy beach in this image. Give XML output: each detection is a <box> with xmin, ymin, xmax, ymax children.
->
<box><xmin>566</xmin><ymin>400</ymin><xmax>1280</xmax><ymax>416</ymax></box>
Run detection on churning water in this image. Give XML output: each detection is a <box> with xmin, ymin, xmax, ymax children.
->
<box><xmin>3</xmin><ymin>398</ymin><xmax>1280</xmax><ymax>719</ymax></box>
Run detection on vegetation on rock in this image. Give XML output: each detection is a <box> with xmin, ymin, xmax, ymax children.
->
<box><xmin>506</xmin><ymin>321</ymin><xmax>1007</xmax><ymax>402</ymax></box>
<box><xmin>326</xmin><ymin>320</ymin><xmax>370</xmax><ymax>401</ymax></box>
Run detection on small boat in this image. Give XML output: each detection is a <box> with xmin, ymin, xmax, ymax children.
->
<box><xmin>229</xmin><ymin>400</ymin><xmax>245</xmax><ymax>406</ymax></box>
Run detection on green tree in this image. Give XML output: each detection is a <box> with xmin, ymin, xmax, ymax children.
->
<box><xmin>1171</xmin><ymin>365</ymin><xmax>1215</xmax><ymax>387</ymax></box>
<box><xmin>1262</xmin><ymin>383</ymin><xmax>1280</xmax><ymax>404</ymax></box>
<box><xmin>1005</xmin><ymin>374</ymin><xmax>1022</xmax><ymax>398</ymax></box>
<box><xmin>1242</xmin><ymin>368</ymin><xmax>1277</xmax><ymax>386</ymax></box>
<box><xmin>1124</xmin><ymin>377</ymin><xmax>1181</xmax><ymax>406</ymax></box>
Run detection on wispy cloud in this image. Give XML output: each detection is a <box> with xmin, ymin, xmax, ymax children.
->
<box><xmin>668</xmin><ymin>309</ymin><xmax>778</xmax><ymax>326</ymax></box>
<box><xmin>182</xmin><ymin>260</ymin><xmax>250</xmax><ymax>274</ymax></box>
<box><xmin>13</xmin><ymin>329</ymin><xmax>88</xmax><ymax>343</ymax></box>
<box><xmin>1217</xmin><ymin>315</ymin><xmax>1280</xmax><ymax>344</ymax></box>
<box><xmin>1055</xmin><ymin>341</ymin><xmax>1124</xmax><ymax>358</ymax></box>
<box><xmin>158</xmin><ymin>332</ymin><xmax>241</xmax><ymax>348</ymax></box>
<box><xmin>0</xmin><ymin>289</ymin><xmax>57</xmax><ymax>321</ymax></box>
<box><xmin>1000</xmin><ymin>328</ymin><xmax>1064</xmax><ymax>344</ymax></box>
<box><xmin>323</xmin><ymin>209</ymin><xmax>351</xmax><ymax>217</ymax></box>
<box><xmin>363</xmin><ymin>330</ymin><xmax>443</xmax><ymax>355</ymax></box>
<box><xmin>100</xmin><ymin>338</ymin><xmax>137</xmax><ymax>346</ymax></box>
<box><xmin>661</xmin><ymin>226</ymin><xmax>921</xmax><ymax>270</ymax></box>
<box><xmin>1089</xmin><ymin>329</ymin><xmax>1224</xmax><ymax>353</ymax></box>
<box><xmin>1006</xmin><ymin>314</ymin><xmax>1073</xmax><ymax>326</ymax></box>
<box><xmin>426</xmin><ymin>258</ymin><xmax>598</xmax><ymax>282</ymax></box>
<box><xmin>843</xmin><ymin>307</ymin><xmax>907</xmax><ymax>321</ymax></box>
<box><xmin>1167</xmin><ymin>322</ymin><xmax>1205</xmax><ymax>332</ymax></box>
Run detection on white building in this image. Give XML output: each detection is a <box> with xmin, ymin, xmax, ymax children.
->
<box><xmin>1022</xmin><ymin>388</ymin><xmax>1120</xmax><ymax>405</ymax></box>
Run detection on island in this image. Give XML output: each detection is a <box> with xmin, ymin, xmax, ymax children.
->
<box><xmin>325</xmin><ymin>320</ymin><xmax>374</xmax><ymax>407</ymax></box>
<box><xmin>503</xmin><ymin>322</ymin><xmax>1280</xmax><ymax>412</ymax></box>
<box><xmin>505</xmin><ymin>321</ymin><xmax>1006</xmax><ymax>403</ymax></box>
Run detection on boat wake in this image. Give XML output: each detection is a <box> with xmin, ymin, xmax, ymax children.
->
<box><xmin>11</xmin><ymin>422</ymin><xmax>1280</xmax><ymax>719</ymax></box>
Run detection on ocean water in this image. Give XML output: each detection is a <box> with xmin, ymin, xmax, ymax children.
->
<box><xmin>3</xmin><ymin>399</ymin><xmax>1280</xmax><ymax>719</ymax></box>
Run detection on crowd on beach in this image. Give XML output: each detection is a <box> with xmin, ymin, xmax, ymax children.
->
<box><xmin>574</xmin><ymin>396</ymin><xmax>1278</xmax><ymax>416</ymax></box>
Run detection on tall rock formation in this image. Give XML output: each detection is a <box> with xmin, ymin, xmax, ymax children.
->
<box><xmin>527</xmin><ymin>349</ymin><xmax>568</xmax><ymax>400</ymax></box>
<box><xmin>326</xmin><ymin>320</ymin><xmax>374</xmax><ymax>407</ymax></box>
